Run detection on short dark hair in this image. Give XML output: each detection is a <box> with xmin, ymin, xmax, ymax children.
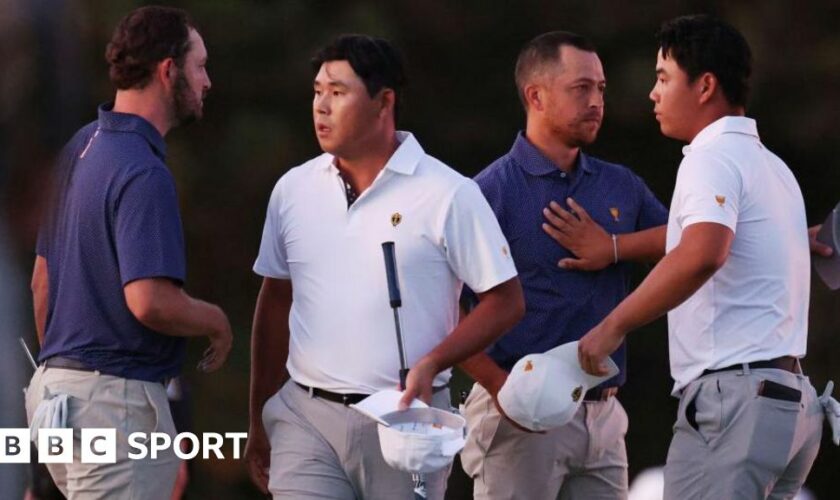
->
<box><xmin>515</xmin><ymin>31</ymin><xmax>597</xmax><ymax>110</ymax></box>
<box><xmin>657</xmin><ymin>15</ymin><xmax>752</xmax><ymax>108</ymax></box>
<box><xmin>312</xmin><ymin>35</ymin><xmax>407</xmax><ymax>122</ymax></box>
<box><xmin>105</xmin><ymin>6</ymin><xmax>196</xmax><ymax>90</ymax></box>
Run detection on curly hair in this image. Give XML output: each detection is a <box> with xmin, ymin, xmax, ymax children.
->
<box><xmin>105</xmin><ymin>6</ymin><xmax>195</xmax><ymax>90</ymax></box>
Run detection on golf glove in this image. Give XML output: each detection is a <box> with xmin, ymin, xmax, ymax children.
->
<box><xmin>819</xmin><ymin>381</ymin><xmax>840</xmax><ymax>445</ymax></box>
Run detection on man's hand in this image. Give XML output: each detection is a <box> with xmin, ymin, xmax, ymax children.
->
<box><xmin>244</xmin><ymin>425</ymin><xmax>271</xmax><ymax>494</ymax></box>
<box><xmin>578</xmin><ymin>321</ymin><xmax>625</xmax><ymax>376</ymax></box>
<box><xmin>198</xmin><ymin>318</ymin><xmax>233</xmax><ymax>373</ymax></box>
<box><xmin>542</xmin><ymin>198</ymin><xmax>614</xmax><ymax>271</ymax></box>
<box><xmin>809</xmin><ymin>225</ymin><xmax>833</xmax><ymax>257</ymax></box>
<box><xmin>399</xmin><ymin>356</ymin><xmax>440</xmax><ymax>409</ymax></box>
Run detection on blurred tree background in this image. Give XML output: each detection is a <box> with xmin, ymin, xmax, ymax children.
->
<box><xmin>2</xmin><ymin>0</ymin><xmax>839</xmax><ymax>498</ymax></box>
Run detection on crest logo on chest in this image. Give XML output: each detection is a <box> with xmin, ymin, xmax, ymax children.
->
<box><xmin>391</xmin><ymin>213</ymin><xmax>402</xmax><ymax>227</ymax></box>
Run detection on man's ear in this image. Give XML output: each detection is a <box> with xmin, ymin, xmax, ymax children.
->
<box><xmin>378</xmin><ymin>88</ymin><xmax>396</xmax><ymax>118</ymax></box>
<box><xmin>697</xmin><ymin>72</ymin><xmax>717</xmax><ymax>105</ymax></box>
<box><xmin>156</xmin><ymin>58</ymin><xmax>176</xmax><ymax>90</ymax></box>
<box><xmin>524</xmin><ymin>84</ymin><xmax>543</xmax><ymax>112</ymax></box>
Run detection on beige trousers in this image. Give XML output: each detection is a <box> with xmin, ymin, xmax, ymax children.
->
<box><xmin>460</xmin><ymin>383</ymin><xmax>628</xmax><ymax>500</ymax></box>
<box><xmin>25</xmin><ymin>365</ymin><xmax>179</xmax><ymax>500</ymax></box>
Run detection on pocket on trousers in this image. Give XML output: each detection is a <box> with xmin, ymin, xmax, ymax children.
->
<box><xmin>757</xmin><ymin>380</ymin><xmax>802</xmax><ymax>406</ymax></box>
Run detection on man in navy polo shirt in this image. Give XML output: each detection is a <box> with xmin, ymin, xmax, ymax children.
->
<box><xmin>26</xmin><ymin>7</ymin><xmax>232</xmax><ymax>499</ymax></box>
<box><xmin>459</xmin><ymin>31</ymin><xmax>667</xmax><ymax>499</ymax></box>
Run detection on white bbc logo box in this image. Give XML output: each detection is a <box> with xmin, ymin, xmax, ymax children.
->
<box><xmin>0</xmin><ymin>429</ymin><xmax>30</xmax><ymax>463</ymax></box>
<box><xmin>1</xmin><ymin>428</ymin><xmax>117</xmax><ymax>464</ymax></box>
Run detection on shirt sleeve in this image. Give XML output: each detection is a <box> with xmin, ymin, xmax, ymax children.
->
<box><xmin>253</xmin><ymin>179</ymin><xmax>291</xmax><ymax>279</ymax></box>
<box><xmin>632</xmin><ymin>173</ymin><xmax>669</xmax><ymax>230</ymax></box>
<box><xmin>442</xmin><ymin>180</ymin><xmax>518</xmax><ymax>293</ymax></box>
<box><xmin>114</xmin><ymin>167</ymin><xmax>186</xmax><ymax>285</ymax></box>
<box><xmin>673</xmin><ymin>151</ymin><xmax>742</xmax><ymax>232</ymax></box>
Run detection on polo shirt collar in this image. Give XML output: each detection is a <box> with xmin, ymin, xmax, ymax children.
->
<box><xmin>320</xmin><ymin>130</ymin><xmax>424</xmax><ymax>175</ymax></box>
<box><xmin>97</xmin><ymin>103</ymin><xmax>167</xmax><ymax>159</ymax></box>
<box><xmin>683</xmin><ymin>115</ymin><xmax>758</xmax><ymax>155</ymax></box>
<box><xmin>510</xmin><ymin>131</ymin><xmax>596</xmax><ymax>176</ymax></box>
<box><xmin>383</xmin><ymin>131</ymin><xmax>423</xmax><ymax>175</ymax></box>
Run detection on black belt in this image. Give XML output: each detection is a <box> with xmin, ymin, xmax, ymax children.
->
<box><xmin>583</xmin><ymin>386</ymin><xmax>618</xmax><ymax>402</ymax></box>
<box><xmin>43</xmin><ymin>356</ymin><xmax>168</xmax><ymax>385</ymax></box>
<box><xmin>295</xmin><ymin>382</ymin><xmax>449</xmax><ymax>406</ymax></box>
<box><xmin>701</xmin><ymin>356</ymin><xmax>801</xmax><ymax>378</ymax></box>
<box><xmin>43</xmin><ymin>356</ymin><xmax>93</xmax><ymax>372</ymax></box>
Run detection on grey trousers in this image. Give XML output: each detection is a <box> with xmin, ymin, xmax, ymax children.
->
<box><xmin>25</xmin><ymin>366</ymin><xmax>179</xmax><ymax>500</ymax></box>
<box><xmin>664</xmin><ymin>367</ymin><xmax>823</xmax><ymax>500</ymax></box>
<box><xmin>461</xmin><ymin>383</ymin><xmax>628</xmax><ymax>500</ymax></box>
<box><xmin>263</xmin><ymin>380</ymin><xmax>452</xmax><ymax>499</ymax></box>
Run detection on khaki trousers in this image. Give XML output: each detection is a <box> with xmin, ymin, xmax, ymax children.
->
<box><xmin>25</xmin><ymin>365</ymin><xmax>179</xmax><ymax>500</ymax></box>
<box><xmin>461</xmin><ymin>383</ymin><xmax>628</xmax><ymax>500</ymax></box>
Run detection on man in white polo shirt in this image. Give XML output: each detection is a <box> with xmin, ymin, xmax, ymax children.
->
<box><xmin>243</xmin><ymin>35</ymin><xmax>524</xmax><ymax>499</ymax></box>
<box><xmin>577</xmin><ymin>15</ymin><xmax>823</xmax><ymax>499</ymax></box>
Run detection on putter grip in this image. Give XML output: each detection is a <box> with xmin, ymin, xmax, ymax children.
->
<box><xmin>382</xmin><ymin>242</ymin><xmax>402</xmax><ymax>308</ymax></box>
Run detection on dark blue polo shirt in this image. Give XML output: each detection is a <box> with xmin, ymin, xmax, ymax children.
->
<box><xmin>36</xmin><ymin>103</ymin><xmax>187</xmax><ymax>382</ymax></box>
<box><xmin>476</xmin><ymin>132</ymin><xmax>668</xmax><ymax>386</ymax></box>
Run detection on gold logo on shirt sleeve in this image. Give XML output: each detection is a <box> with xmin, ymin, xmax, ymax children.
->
<box><xmin>609</xmin><ymin>207</ymin><xmax>620</xmax><ymax>222</ymax></box>
<box><xmin>715</xmin><ymin>195</ymin><xmax>726</xmax><ymax>207</ymax></box>
<box><xmin>524</xmin><ymin>360</ymin><xmax>534</xmax><ymax>372</ymax></box>
<box><xmin>571</xmin><ymin>386</ymin><xmax>583</xmax><ymax>402</ymax></box>
<box><xmin>391</xmin><ymin>213</ymin><xmax>402</xmax><ymax>227</ymax></box>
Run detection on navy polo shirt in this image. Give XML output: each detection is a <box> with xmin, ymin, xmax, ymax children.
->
<box><xmin>36</xmin><ymin>103</ymin><xmax>187</xmax><ymax>382</ymax></box>
<box><xmin>475</xmin><ymin>132</ymin><xmax>668</xmax><ymax>386</ymax></box>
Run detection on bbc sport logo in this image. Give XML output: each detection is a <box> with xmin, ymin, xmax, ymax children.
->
<box><xmin>0</xmin><ymin>428</ymin><xmax>247</xmax><ymax>463</ymax></box>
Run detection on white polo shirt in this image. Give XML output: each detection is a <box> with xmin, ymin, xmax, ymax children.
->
<box><xmin>666</xmin><ymin>116</ymin><xmax>810</xmax><ymax>393</ymax></box>
<box><xmin>254</xmin><ymin>132</ymin><xmax>517</xmax><ymax>393</ymax></box>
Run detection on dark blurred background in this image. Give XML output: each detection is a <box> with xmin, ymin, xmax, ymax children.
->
<box><xmin>1</xmin><ymin>0</ymin><xmax>839</xmax><ymax>498</ymax></box>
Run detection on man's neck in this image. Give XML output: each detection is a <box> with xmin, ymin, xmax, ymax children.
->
<box><xmin>524</xmin><ymin>123</ymin><xmax>579</xmax><ymax>174</ymax></box>
<box><xmin>335</xmin><ymin>133</ymin><xmax>400</xmax><ymax>194</ymax></box>
<box><xmin>112</xmin><ymin>89</ymin><xmax>171</xmax><ymax>137</ymax></box>
<box><xmin>686</xmin><ymin>105</ymin><xmax>746</xmax><ymax>143</ymax></box>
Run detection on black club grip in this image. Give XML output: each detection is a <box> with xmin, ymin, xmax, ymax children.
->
<box><xmin>381</xmin><ymin>242</ymin><xmax>402</xmax><ymax>308</ymax></box>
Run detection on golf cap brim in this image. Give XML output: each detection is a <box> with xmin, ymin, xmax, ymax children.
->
<box><xmin>350</xmin><ymin>389</ymin><xmax>428</xmax><ymax>426</ymax></box>
<box><xmin>544</xmin><ymin>340</ymin><xmax>620</xmax><ymax>384</ymax></box>
<box><xmin>814</xmin><ymin>201</ymin><xmax>840</xmax><ymax>290</ymax></box>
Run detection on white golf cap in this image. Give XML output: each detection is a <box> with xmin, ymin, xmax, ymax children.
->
<box><xmin>814</xmin><ymin>201</ymin><xmax>840</xmax><ymax>290</ymax></box>
<box><xmin>351</xmin><ymin>390</ymin><xmax>466</xmax><ymax>474</ymax></box>
<box><xmin>497</xmin><ymin>341</ymin><xmax>619</xmax><ymax>431</ymax></box>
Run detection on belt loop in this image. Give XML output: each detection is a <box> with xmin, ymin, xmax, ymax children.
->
<box><xmin>308</xmin><ymin>386</ymin><xmax>314</xmax><ymax>399</ymax></box>
<box><xmin>740</xmin><ymin>363</ymin><xmax>751</xmax><ymax>376</ymax></box>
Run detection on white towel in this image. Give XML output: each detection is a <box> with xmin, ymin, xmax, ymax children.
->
<box><xmin>29</xmin><ymin>392</ymin><xmax>69</xmax><ymax>443</ymax></box>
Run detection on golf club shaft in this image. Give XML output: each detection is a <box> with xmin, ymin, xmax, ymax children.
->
<box><xmin>382</xmin><ymin>242</ymin><xmax>410</xmax><ymax>389</ymax></box>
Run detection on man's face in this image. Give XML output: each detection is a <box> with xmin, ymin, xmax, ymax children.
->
<box><xmin>538</xmin><ymin>46</ymin><xmax>605</xmax><ymax>148</ymax></box>
<box><xmin>173</xmin><ymin>29</ymin><xmax>211</xmax><ymax>126</ymax></box>
<box><xmin>649</xmin><ymin>49</ymin><xmax>699</xmax><ymax>141</ymax></box>
<box><xmin>312</xmin><ymin>60</ymin><xmax>382</xmax><ymax>158</ymax></box>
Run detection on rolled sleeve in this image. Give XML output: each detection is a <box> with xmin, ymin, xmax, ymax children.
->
<box><xmin>442</xmin><ymin>180</ymin><xmax>517</xmax><ymax>293</ymax></box>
